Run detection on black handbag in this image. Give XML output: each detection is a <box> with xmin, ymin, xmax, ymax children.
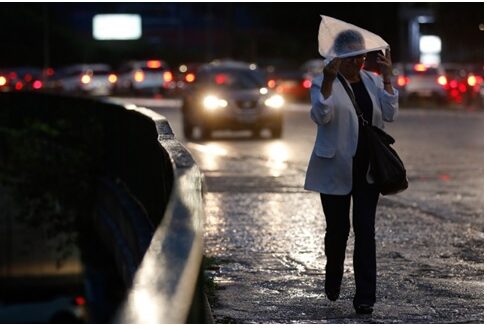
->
<box><xmin>337</xmin><ymin>74</ymin><xmax>408</xmax><ymax>195</ymax></box>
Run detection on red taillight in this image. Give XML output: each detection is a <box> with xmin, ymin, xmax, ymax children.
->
<box><xmin>15</xmin><ymin>81</ymin><xmax>23</xmax><ymax>90</ymax></box>
<box><xmin>9</xmin><ymin>72</ymin><xmax>17</xmax><ymax>79</ymax></box>
<box><xmin>302</xmin><ymin>79</ymin><xmax>312</xmax><ymax>89</ymax></box>
<box><xmin>163</xmin><ymin>71</ymin><xmax>173</xmax><ymax>82</ymax></box>
<box><xmin>33</xmin><ymin>80</ymin><xmax>43</xmax><ymax>89</ymax></box>
<box><xmin>267</xmin><ymin>79</ymin><xmax>276</xmax><ymax>89</ymax></box>
<box><xmin>215</xmin><ymin>74</ymin><xmax>227</xmax><ymax>85</ymax></box>
<box><xmin>397</xmin><ymin>75</ymin><xmax>409</xmax><ymax>87</ymax></box>
<box><xmin>185</xmin><ymin>73</ymin><xmax>195</xmax><ymax>83</ymax></box>
<box><xmin>449</xmin><ymin>80</ymin><xmax>458</xmax><ymax>89</ymax></box>
<box><xmin>458</xmin><ymin>83</ymin><xmax>467</xmax><ymax>93</ymax></box>
<box><xmin>450</xmin><ymin>89</ymin><xmax>460</xmax><ymax>98</ymax></box>
<box><xmin>24</xmin><ymin>74</ymin><xmax>33</xmax><ymax>82</ymax></box>
<box><xmin>0</xmin><ymin>76</ymin><xmax>6</xmax><ymax>86</ymax></box>
<box><xmin>437</xmin><ymin>75</ymin><xmax>447</xmax><ymax>86</ymax></box>
<box><xmin>46</xmin><ymin>67</ymin><xmax>55</xmax><ymax>76</ymax></box>
<box><xmin>74</xmin><ymin>296</ymin><xmax>86</xmax><ymax>306</ymax></box>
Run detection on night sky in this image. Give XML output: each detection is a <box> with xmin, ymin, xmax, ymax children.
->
<box><xmin>0</xmin><ymin>2</ymin><xmax>483</xmax><ymax>69</ymax></box>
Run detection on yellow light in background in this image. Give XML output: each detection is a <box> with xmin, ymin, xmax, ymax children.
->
<box><xmin>413</xmin><ymin>63</ymin><xmax>427</xmax><ymax>72</ymax></box>
<box><xmin>81</xmin><ymin>74</ymin><xmax>91</xmax><ymax>84</ymax></box>
<box><xmin>146</xmin><ymin>60</ymin><xmax>161</xmax><ymax>69</ymax></box>
<box><xmin>0</xmin><ymin>76</ymin><xmax>6</xmax><ymax>86</ymax></box>
<box><xmin>179</xmin><ymin>64</ymin><xmax>188</xmax><ymax>73</ymax></box>
<box><xmin>134</xmin><ymin>70</ymin><xmax>144</xmax><ymax>82</ymax></box>
<box><xmin>265</xmin><ymin>141</ymin><xmax>289</xmax><ymax>177</ymax></box>
<box><xmin>163</xmin><ymin>71</ymin><xmax>173</xmax><ymax>82</ymax></box>
<box><xmin>467</xmin><ymin>75</ymin><xmax>477</xmax><ymax>87</ymax></box>
<box><xmin>108</xmin><ymin>74</ymin><xmax>118</xmax><ymax>83</ymax></box>
<box><xmin>185</xmin><ymin>73</ymin><xmax>195</xmax><ymax>83</ymax></box>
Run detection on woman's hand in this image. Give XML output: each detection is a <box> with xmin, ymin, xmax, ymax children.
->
<box><xmin>321</xmin><ymin>58</ymin><xmax>342</xmax><ymax>99</ymax></box>
<box><xmin>377</xmin><ymin>49</ymin><xmax>393</xmax><ymax>81</ymax></box>
<box><xmin>323</xmin><ymin>57</ymin><xmax>342</xmax><ymax>82</ymax></box>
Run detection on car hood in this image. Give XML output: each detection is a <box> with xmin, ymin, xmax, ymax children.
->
<box><xmin>196</xmin><ymin>88</ymin><xmax>266</xmax><ymax>100</ymax></box>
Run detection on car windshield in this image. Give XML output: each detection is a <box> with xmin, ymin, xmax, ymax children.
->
<box><xmin>197</xmin><ymin>68</ymin><xmax>266</xmax><ymax>90</ymax></box>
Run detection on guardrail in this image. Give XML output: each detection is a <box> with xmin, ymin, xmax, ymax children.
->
<box><xmin>0</xmin><ymin>92</ymin><xmax>209</xmax><ymax>323</ymax></box>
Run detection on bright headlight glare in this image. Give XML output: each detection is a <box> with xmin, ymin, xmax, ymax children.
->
<box><xmin>265</xmin><ymin>95</ymin><xmax>284</xmax><ymax>108</ymax></box>
<box><xmin>203</xmin><ymin>95</ymin><xmax>227</xmax><ymax>110</ymax></box>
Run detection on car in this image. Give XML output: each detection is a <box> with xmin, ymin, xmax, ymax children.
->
<box><xmin>181</xmin><ymin>60</ymin><xmax>285</xmax><ymax>140</ymax></box>
<box><xmin>260</xmin><ymin>59</ymin><xmax>312</xmax><ymax>102</ymax></box>
<box><xmin>441</xmin><ymin>63</ymin><xmax>471</xmax><ymax>105</ymax></box>
<box><xmin>12</xmin><ymin>67</ymin><xmax>45</xmax><ymax>91</ymax></box>
<box><xmin>115</xmin><ymin>60</ymin><xmax>175</xmax><ymax>96</ymax></box>
<box><xmin>0</xmin><ymin>295</ymin><xmax>87</xmax><ymax>323</ymax></box>
<box><xmin>55</xmin><ymin>64</ymin><xmax>117</xmax><ymax>96</ymax></box>
<box><xmin>392</xmin><ymin>63</ymin><xmax>448</xmax><ymax>105</ymax></box>
<box><xmin>462</xmin><ymin>64</ymin><xmax>483</xmax><ymax>107</ymax></box>
<box><xmin>0</xmin><ymin>67</ymin><xmax>44</xmax><ymax>92</ymax></box>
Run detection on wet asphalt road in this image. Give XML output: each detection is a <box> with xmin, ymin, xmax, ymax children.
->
<box><xmin>112</xmin><ymin>98</ymin><xmax>484</xmax><ymax>324</ymax></box>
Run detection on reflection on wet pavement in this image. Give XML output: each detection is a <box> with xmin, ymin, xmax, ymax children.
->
<box><xmin>183</xmin><ymin>107</ymin><xmax>483</xmax><ymax>324</ymax></box>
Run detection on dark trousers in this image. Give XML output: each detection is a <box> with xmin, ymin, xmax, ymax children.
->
<box><xmin>320</xmin><ymin>181</ymin><xmax>380</xmax><ymax>306</ymax></box>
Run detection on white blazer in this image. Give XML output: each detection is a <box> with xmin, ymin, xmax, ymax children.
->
<box><xmin>304</xmin><ymin>70</ymin><xmax>399</xmax><ymax>195</ymax></box>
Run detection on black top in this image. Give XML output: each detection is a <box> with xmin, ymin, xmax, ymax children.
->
<box><xmin>350</xmin><ymin>79</ymin><xmax>373</xmax><ymax>186</ymax></box>
<box><xmin>350</xmin><ymin>79</ymin><xmax>373</xmax><ymax>125</ymax></box>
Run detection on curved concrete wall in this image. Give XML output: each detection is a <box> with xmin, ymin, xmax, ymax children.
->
<box><xmin>0</xmin><ymin>92</ymin><xmax>207</xmax><ymax>323</ymax></box>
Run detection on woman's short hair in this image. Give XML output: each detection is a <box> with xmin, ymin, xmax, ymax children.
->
<box><xmin>333</xmin><ymin>29</ymin><xmax>365</xmax><ymax>55</ymax></box>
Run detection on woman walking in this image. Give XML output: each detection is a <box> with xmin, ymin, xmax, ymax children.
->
<box><xmin>304</xmin><ymin>27</ymin><xmax>399</xmax><ymax>314</ymax></box>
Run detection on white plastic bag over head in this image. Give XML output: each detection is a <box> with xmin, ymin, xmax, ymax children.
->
<box><xmin>318</xmin><ymin>15</ymin><xmax>389</xmax><ymax>60</ymax></box>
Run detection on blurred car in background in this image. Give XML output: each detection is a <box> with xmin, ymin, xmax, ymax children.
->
<box><xmin>392</xmin><ymin>63</ymin><xmax>448</xmax><ymax>105</ymax></box>
<box><xmin>14</xmin><ymin>67</ymin><xmax>45</xmax><ymax>91</ymax></box>
<box><xmin>0</xmin><ymin>67</ymin><xmax>44</xmax><ymax>92</ymax></box>
<box><xmin>181</xmin><ymin>60</ymin><xmax>285</xmax><ymax>140</ymax></box>
<box><xmin>0</xmin><ymin>295</ymin><xmax>87</xmax><ymax>323</ymax></box>
<box><xmin>443</xmin><ymin>63</ymin><xmax>484</xmax><ymax>107</ymax></box>
<box><xmin>260</xmin><ymin>59</ymin><xmax>311</xmax><ymax>102</ymax></box>
<box><xmin>54</xmin><ymin>64</ymin><xmax>117</xmax><ymax>96</ymax></box>
<box><xmin>441</xmin><ymin>63</ymin><xmax>471</xmax><ymax>104</ymax></box>
<box><xmin>115</xmin><ymin>60</ymin><xmax>175</xmax><ymax>96</ymax></box>
<box><xmin>465</xmin><ymin>65</ymin><xmax>484</xmax><ymax>106</ymax></box>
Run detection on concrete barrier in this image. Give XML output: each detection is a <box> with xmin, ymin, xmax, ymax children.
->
<box><xmin>0</xmin><ymin>92</ymin><xmax>209</xmax><ymax>323</ymax></box>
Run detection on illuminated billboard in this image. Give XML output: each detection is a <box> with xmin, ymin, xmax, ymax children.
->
<box><xmin>93</xmin><ymin>14</ymin><xmax>142</xmax><ymax>40</ymax></box>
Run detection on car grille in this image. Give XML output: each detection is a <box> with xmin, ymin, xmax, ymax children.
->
<box><xmin>236</xmin><ymin>100</ymin><xmax>258</xmax><ymax>109</ymax></box>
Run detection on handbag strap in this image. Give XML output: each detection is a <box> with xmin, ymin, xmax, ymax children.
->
<box><xmin>336</xmin><ymin>74</ymin><xmax>369</xmax><ymax>126</ymax></box>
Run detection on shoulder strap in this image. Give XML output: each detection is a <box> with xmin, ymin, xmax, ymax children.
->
<box><xmin>336</xmin><ymin>74</ymin><xmax>368</xmax><ymax>126</ymax></box>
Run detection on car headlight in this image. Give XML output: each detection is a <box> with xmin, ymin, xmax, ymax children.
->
<box><xmin>203</xmin><ymin>95</ymin><xmax>228</xmax><ymax>111</ymax></box>
<box><xmin>264</xmin><ymin>94</ymin><xmax>285</xmax><ymax>109</ymax></box>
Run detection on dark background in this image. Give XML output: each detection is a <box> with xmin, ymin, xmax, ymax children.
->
<box><xmin>0</xmin><ymin>2</ymin><xmax>483</xmax><ymax>68</ymax></box>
